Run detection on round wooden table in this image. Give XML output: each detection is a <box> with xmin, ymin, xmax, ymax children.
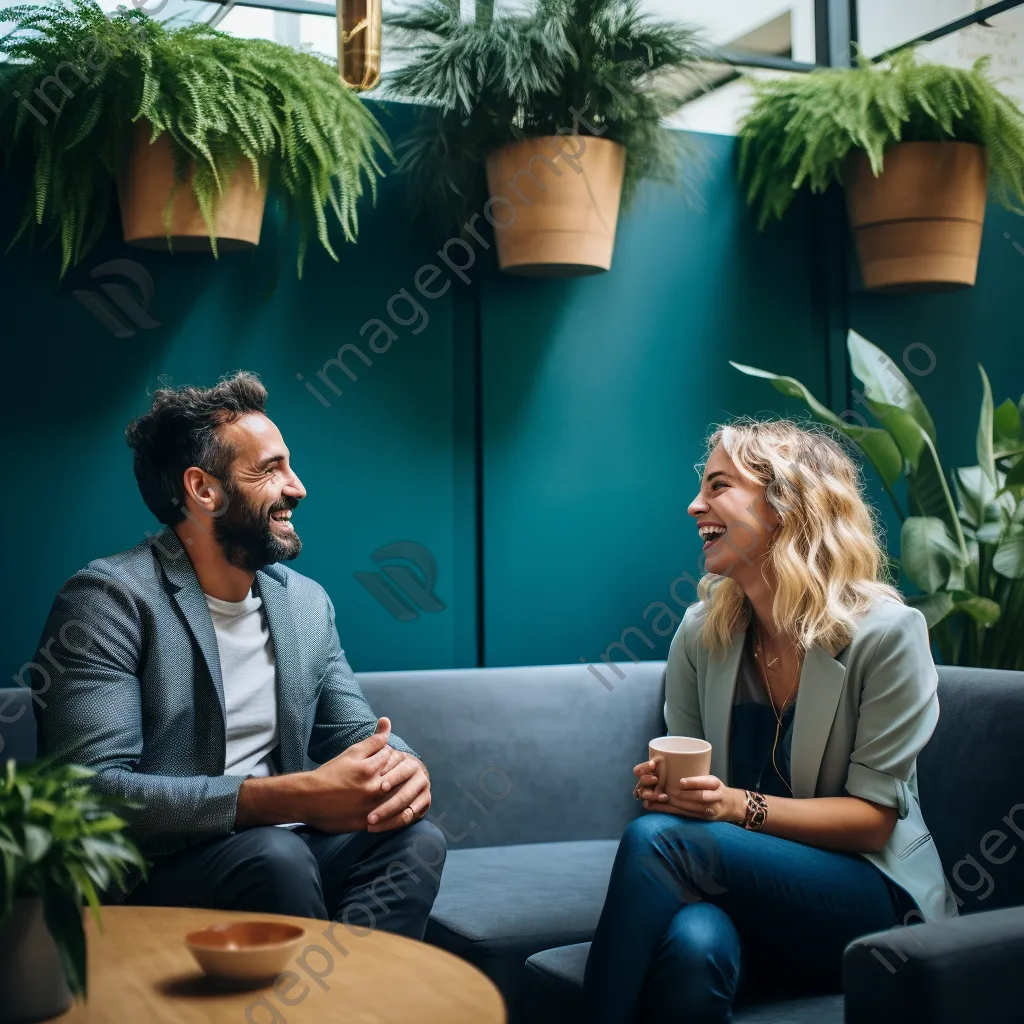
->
<box><xmin>60</xmin><ymin>906</ymin><xmax>506</xmax><ymax>1023</ymax></box>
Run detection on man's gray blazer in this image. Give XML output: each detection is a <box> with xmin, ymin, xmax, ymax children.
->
<box><xmin>28</xmin><ymin>526</ymin><xmax>415</xmax><ymax>902</ymax></box>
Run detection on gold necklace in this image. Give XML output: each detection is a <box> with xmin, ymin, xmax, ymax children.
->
<box><xmin>753</xmin><ymin>623</ymin><xmax>800</xmax><ymax>714</ymax></box>
<box><xmin>753</xmin><ymin>622</ymin><xmax>802</xmax><ymax>793</ymax></box>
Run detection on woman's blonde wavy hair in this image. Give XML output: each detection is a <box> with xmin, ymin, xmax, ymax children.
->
<box><xmin>697</xmin><ymin>417</ymin><xmax>901</xmax><ymax>656</ymax></box>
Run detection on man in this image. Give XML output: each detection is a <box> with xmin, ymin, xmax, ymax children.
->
<box><xmin>30</xmin><ymin>371</ymin><xmax>445</xmax><ymax>937</ymax></box>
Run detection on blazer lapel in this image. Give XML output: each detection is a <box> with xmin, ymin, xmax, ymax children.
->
<box><xmin>152</xmin><ymin>527</ymin><xmax>227</xmax><ymax>729</ymax></box>
<box><xmin>254</xmin><ymin>567</ymin><xmax>306</xmax><ymax>774</ymax></box>
<box><xmin>789</xmin><ymin>645</ymin><xmax>847</xmax><ymax>799</ymax></box>
<box><xmin>705</xmin><ymin>632</ymin><xmax>745</xmax><ymax>781</ymax></box>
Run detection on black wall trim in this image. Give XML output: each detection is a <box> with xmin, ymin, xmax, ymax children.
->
<box><xmin>471</xmin><ymin>277</ymin><xmax>486</xmax><ymax>668</ymax></box>
<box><xmin>872</xmin><ymin>0</ymin><xmax>1024</xmax><ymax>63</ymax></box>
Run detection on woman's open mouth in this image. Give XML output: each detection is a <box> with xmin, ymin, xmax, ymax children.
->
<box><xmin>698</xmin><ymin>524</ymin><xmax>727</xmax><ymax>552</ymax></box>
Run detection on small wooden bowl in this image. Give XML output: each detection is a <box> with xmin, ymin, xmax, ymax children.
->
<box><xmin>185</xmin><ymin>920</ymin><xmax>306</xmax><ymax>985</ymax></box>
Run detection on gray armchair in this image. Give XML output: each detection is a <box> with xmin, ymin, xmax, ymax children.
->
<box><xmin>845</xmin><ymin>905</ymin><xmax>1024</xmax><ymax>1023</ymax></box>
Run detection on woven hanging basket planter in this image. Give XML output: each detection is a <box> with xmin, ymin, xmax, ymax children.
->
<box><xmin>484</xmin><ymin>135</ymin><xmax>626</xmax><ymax>277</ymax></box>
<box><xmin>844</xmin><ymin>140</ymin><xmax>989</xmax><ymax>293</ymax></box>
<box><xmin>118</xmin><ymin>122</ymin><xmax>267</xmax><ymax>252</ymax></box>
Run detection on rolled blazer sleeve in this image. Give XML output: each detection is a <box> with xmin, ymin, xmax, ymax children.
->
<box><xmin>664</xmin><ymin>610</ymin><xmax>705</xmax><ymax>740</ymax></box>
<box><xmin>844</xmin><ymin>607</ymin><xmax>939</xmax><ymax>819</ymax></box>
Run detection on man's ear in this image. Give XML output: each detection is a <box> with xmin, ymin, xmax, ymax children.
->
<box><xmin>182</xmin><ymin>467</ymin><xmax>224</xmax><ymax>515</ymax></box>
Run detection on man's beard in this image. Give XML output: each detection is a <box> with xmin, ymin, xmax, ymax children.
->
<box><xmin>212</xmin><ymin>479</ymin><xmax>302</xmax><ymax>573</ymax></box>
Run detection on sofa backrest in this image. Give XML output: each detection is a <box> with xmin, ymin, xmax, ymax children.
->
<box><xmin>358</xmin><ymin>661</ymin><xmax>668</xmax><ymax>850</ymax></box>
<box><xmin>0</xmin><ymin>660</ymin><xmax>668</xmax><ymax>851</ymax></box>
<box><xmin>918</xmin><ymin>666</ymin><xmax>1024</xmax><ymax>915</ymax></box>
<box><xmin>4</xmin><ymin>660</ymin><xmax>1021</xmax><ymax>906</ymax></box>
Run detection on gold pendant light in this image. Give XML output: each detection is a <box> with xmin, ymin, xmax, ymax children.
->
<box><xmin>338</xmin><ymin>0</ymin><xmax>382</xmax><ymax>92</ymax></box>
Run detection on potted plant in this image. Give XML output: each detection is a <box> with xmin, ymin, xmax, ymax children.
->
<box><xmin>737</xmin><ymin>50</ymin><xmax>1024</xmax><ymax>291</ymax></box>
<box><xmin>0</xmin><ymin>0</ymin><xmax>391</xmax><ymax>277</ymax></box>
<box><xmin>733</xmin><ymin>331</ymin><xmax>1024</xmax><ymax>669</ymax></box>
<box><xmin>384</xmin><ymin>0</ymin><xmax>703</xmax><ymax>276</ymax></box>
<box><xmin>0</xmin><ymin>759</ymin><xmax>146</xmax><ymax>1022</ymax></box>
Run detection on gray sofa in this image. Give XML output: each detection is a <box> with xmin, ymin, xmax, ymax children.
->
<box><xmin>3</xmin><ymin>660</ymin><xmax>1023</xmax><ymax>1023</ymax></box>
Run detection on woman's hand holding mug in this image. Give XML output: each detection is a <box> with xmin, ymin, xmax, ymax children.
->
<box><xmin>633</xmin><ymin>760</ymin><xmax>746</xmax><ymax>824</ymax></box>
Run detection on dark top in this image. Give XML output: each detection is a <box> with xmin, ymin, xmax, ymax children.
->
<box><xmin>729</xmin><ymin>628</ymin><xmax>796</xmax><ymax>797</ymax></box>
<box><xmin>728</xmin><ymin>626</ymin><xmax>919</xmax><ymax>921</ymax></box>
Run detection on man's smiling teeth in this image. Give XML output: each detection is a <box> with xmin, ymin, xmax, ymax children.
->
<box><xmin>271</xmin><ymin>510</ymin><xmax>292</xmax><ymax>522</ymax></box>
<box><xmin>698</xmin><ymin>525</ymin><xmax>726</xmax><ymax>541</ymax></box>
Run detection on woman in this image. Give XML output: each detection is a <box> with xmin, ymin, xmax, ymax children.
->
<box><xmin>582</xmin><ymin>419</ymin><xmax>957</xmax><ymax>1022</ymax></box>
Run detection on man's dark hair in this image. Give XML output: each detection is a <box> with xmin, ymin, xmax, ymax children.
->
<box><xmin>125</xmin><ymin>371</ymin><xmax>268</xmax><ymax>526</ymax></box>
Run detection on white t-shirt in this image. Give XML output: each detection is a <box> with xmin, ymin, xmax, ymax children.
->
<box><xmin>205</xmin><ymin>587</ymin><xmax>302</xmax><ymax>828</ymax></box>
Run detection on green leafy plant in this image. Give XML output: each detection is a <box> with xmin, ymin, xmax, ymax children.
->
<box><xmin>0</xmin><ymin>0</ymin><xmax>391</xmax><ymax>277</ymax></box>
<box><xmin>0</xmin><ymin>758</ymin><xmax>147</xmax><ymax>999</ymax></box>
<box><xmin>737</xmin><ymin>49</ymin><xmax>1024</xmax><ymax>228</ymax></box>
<box><xmin>383</xmin><ymin>0</ymin><xmax>704</xmax><ymax>228</ymax></box>
<box><xmin>733</xmin><ymin>331</ymin><xmax>1024</xmax><ymax>670</ymax></box>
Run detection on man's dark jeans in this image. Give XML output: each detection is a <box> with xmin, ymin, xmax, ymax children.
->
<box><xmin>126</xmin><ymin>820</ymin><xmax>447</xmax><ymax>940</ymax></box>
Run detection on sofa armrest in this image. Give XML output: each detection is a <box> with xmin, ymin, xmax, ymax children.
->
<box><xmin>844</xmin><ymin>905</ymin><xmax>1024</xmax><ymax>1024</ymax></box>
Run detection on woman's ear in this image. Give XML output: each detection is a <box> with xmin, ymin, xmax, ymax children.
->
<box><xmin>754</xmin><ymin>479</ymin><xmax>782</xmax><ymax>530</ymax></box>
<box><xmin>765</xmin><ymin>463</ymin><xmax>808</xmax><ymax>520</ymax></box>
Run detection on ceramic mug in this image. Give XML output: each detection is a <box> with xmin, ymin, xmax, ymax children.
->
<box><xmin>648</xmin><ymin>736</ymin><xmax>713</xmax><ymax>794</ymax></box>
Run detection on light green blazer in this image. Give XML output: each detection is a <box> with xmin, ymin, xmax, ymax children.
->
<box><xmin>664</xmin><ymin>596</ymin><xmax>958</xmax><ymax>923</ymax></box>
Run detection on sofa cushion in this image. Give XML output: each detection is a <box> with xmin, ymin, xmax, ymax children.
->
<box><xmin>358</xmin><ymin>661</ymin><xmax>667</xmax><ymax>849</ymax></box>
<box><xmin>523</xmin><ymin>942</ymin><xmax>844</xmax><ymax>1024</ymax></box>
<box><xmin>426</xmin><ymin>839</ymin><xmax>619</xmax><ymax>1022</ymax></box>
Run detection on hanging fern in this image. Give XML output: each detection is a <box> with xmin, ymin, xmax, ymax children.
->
<box><xmin>0</xmin><ymin>0</ymin><xmax>391</xmax><ymax>277</ymax></box>
<box><xmin>738</xmin><ymin>49</ymin><xmax>1024</xmax><ymax>229</ymax></box>
<box><xmin>383</xmin><ymin>0</ymin><xmax>704</xmax><ymax>230</ymax></box>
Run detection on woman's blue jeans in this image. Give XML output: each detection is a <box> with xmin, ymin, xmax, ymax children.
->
<box><xmin>582</xmin><ymin>812</ymin><xmax>910</xmax><ymax>1023</ymax></box>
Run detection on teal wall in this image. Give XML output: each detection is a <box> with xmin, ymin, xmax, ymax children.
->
<box><xmin>0</xmin><ymin>110</ymin><xmax>831</xmax><ymax>680</ymax></box>
<box><xmin>845</xmin><ymin>203</ymin><xmax>1024</xmax><ymax>563</ymax></box>
<box><xmin>850</xmin><ymin>204</ymin><xmax>1024</xmax><ymax>476</ymax></box>
<box><xmin>478</xmin><ymin>133</ymin><xmax>827</xmax><ymax>668</ymax></box>
<box><xmin>2</xmin><ymin>105</ymin><xmax>476</xmax><ymax>677</ymax></box>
